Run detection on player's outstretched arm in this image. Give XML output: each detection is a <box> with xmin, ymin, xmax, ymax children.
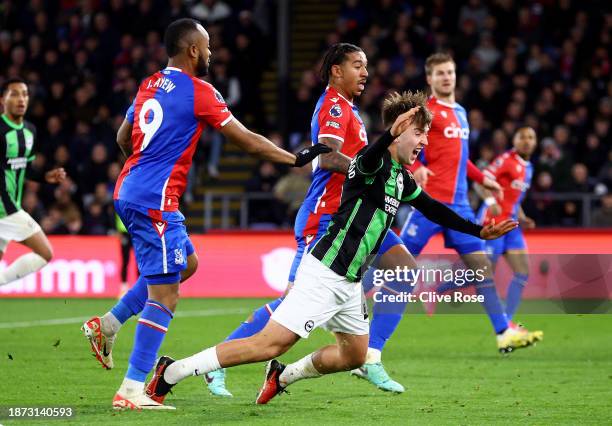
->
<box><xmin>117</xmin><ymin>119</ymin><xmax>133</xmax><ymax>158</ymax></box>
<box><xmin>408</xmin><ymin>190</ymin><xmax>517</xmax><ymax>239</ymax></box>
<box><xmin>220</xmin><ymin>118</ymin><xmax>330</xmax><ymax>166</ymax></box>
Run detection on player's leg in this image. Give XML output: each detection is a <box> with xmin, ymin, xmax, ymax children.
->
<box><xmin>501</xmin><ymin>227</ymin><xmax>544</xmax><ymax>341</ymax></box>
<box><xmin>148</xmin><ymin>252</ymin><xmax>348</xmax><ymax>404</ymax></box>
<box><xmin>83</xmin><ymin>239</ymin><xmax>197</xmax><ymax>370</ymax></box>
<box><xmin>459</xmin><ymin>250</ymin><xmax>536</xmax><ymax>353</ymax></box>
<box><xmin>112</xmin><ymin>205</ymin><xmax>190</xmax><ymax>409</ymax></box>
<box><xmin>353</xmin><ymin>235</ymin><xmax>415</xmax><ymax>393</ymax></box>
<box><xmin>258</xmin><ymin>332</ymin><xmax>369</xmax><ymax>404</ymax></box>
<box><xmin>354</xmin><ymin>210</ymin><xmax>436</xmax><ymax>392</ymax></box>
<box><xmin>256</xmin><ymin>261</ymin><xmax>369</xmax><ymax>404</ymax></box>
<box><xmin>205</xmin><ymin>210</ymin><xmax>331</xmax><ymax>395</ymax></box>
<box><xmin>501</xmin><ymin>228</ymin><xmax>529</xmax><ymax>320</ymax></box>
<box><xmin>146</xmin><ymin>318</ymin><xmax>300</xmax><ymax>404</ymax></box>
<box><xmin>504</xmin><ymin>250</ymin><xmax>529</xmax><ymax>319</ymax></box>
<box><xmin>0</xmin><ymin>210</ymin><xmax>50</xmax><ymax>286</ymax></box>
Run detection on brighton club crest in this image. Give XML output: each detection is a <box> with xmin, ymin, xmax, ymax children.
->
<box><xmin>396</xmin><ymin>172</ymin><xmax>404</xmax><ymax>199</ymax></box>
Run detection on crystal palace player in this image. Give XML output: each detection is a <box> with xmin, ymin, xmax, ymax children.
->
<box><xmin>80</xmin><ymin>19</ymin><xmax>328</xmax><ymax>410</ymax></box>
<box><xmin>388</xmin><ymin>53</ymin><xmax>542</xmax><ymax>356</ymax></box>
<box><xmin>145</xmin><ymin>92</ymin><xmax>516</xmax><ymax>406</ymax></box>
<box><xmin>204</xmin><ymin>43</ymin><xmax>422</xmax><ymax>395</ymax></box>
<box><xmin>477</xmin><ymin>127</ymin><xmax>543</xmax><ymax>328</ymax></box>
<box><xmin>0</xmin><ymin>78</ymin><xmax>66</xmax><ymax>287</ymax></box>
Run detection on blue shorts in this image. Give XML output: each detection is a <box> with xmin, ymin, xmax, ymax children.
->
<box><xmin>288</xmin><ymin>205</ymin><xmax>404</xmax><ymax>282</ymax></box>
<box><xmin>400</xmin><ymin>203</ymin><xmax>484</xmax><ymax>256</ymax></box>
<box><xmin>484</xmin><ymin>226</ymin><xmax>527</xmax><ymax>263</ymax></box>
<box><xmin>114</xmin><ymin>199</ymin><xmax>189</xmax><ymax>282</ymax></box>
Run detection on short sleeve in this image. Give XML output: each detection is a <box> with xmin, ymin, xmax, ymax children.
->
<box><xmin>194</xmin><ymin>80</ymin><xmax>233</xmax><ymax>129</ymax></box>
<box><xmin>401</xmin><ymin>171</ymin><xmax>422</xmax><ymax>202</ymax></box>
<box><xmin>125</xmin><ymin>99</ymin><xmax>135</xmax><ymax>124</ymax></box>
<box><xmin>317</xmin><ymin>101</ymin><xmax>351</xmax><ymax>143</ymax></box>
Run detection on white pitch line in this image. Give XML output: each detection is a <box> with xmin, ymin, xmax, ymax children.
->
<box><xmin>0</xmin><ymin>307</ymin><xmax>250</xmax><ymax>329</ymax></box>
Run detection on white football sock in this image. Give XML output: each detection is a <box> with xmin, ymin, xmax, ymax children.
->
<box><xmin>0</xmin><ymin>252</ymin><xmax>47</xmax><ymax>286</ymax></box>
<box><xmin>279</xmin><ymin>353</ymin><xmax>322</xmax><ymax>387</ymax></box>
<box><xmin>118</xmin><ymin>377</ymin><xmax>144</xmax><ymax>396</ymax></box>
<box><xmin>365</xmin><ymin>348</ymin><xmax>382</xmax><ymax>364</ymax></box>
<box><xmin>164</xmin><ymin>347</ymin><xmax>221</xmax><ymax>385</ymax></box>
<box><xmin>101</xmin><ymin>312</ymin><xmax>122</xmax><ymax>336</ymax></box>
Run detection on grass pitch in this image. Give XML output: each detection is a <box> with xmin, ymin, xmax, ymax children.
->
<box><xmin>0</xmin><ymin>298</ymin><xmax>610</xmax><ymax>425</ymax></box>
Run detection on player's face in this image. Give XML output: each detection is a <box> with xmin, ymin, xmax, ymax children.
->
<box><xmin>1</xmin><ymin>82</ymin><xmax>29</xmax><ymax>118</ymax></box>
<box><xmin>336</xmin><ymin>51</ymin><xmax>368</xmax><ymax>97</ymax></box>
<box><xmin>194</xmin><ymin>24</ymin><xmax>211</xmax><ymax>76</ymax></box>
<box><xmin>395</xmin><ymin>120</ymin><xmax>429</xmax><ymax>165</ymax></box>
<box><xmin>427</xmin><ymin>61</ymin><xmax>456</xmax><ymax>98</ymax></box>
<box><xmin>513</xmin><ymin>127</ymin><xmax>537</xmax><ymax>159</ymax></box>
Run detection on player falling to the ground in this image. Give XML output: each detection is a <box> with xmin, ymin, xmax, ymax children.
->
<box><xmin>80</xmin><ymin>18</ymin><xmax>329</xmax><ymax>410</ymax></box>
<box><xmin>0</xmin><ymin>78</ymin><xmax>66</xmax><ymax>287</ymax></box>
<box><xmin>476</xmin><ymin>127</ymin><xmax>539</xmax><ymax>321</ymax></box>
<box><xmin>204</xmin><ymin>43</ymin><xmax>427</xmax><ymax>396</ymax></box>
<box><xmin>146</xmin><ymin>92</ymin><xmax>517</xmax><ymax>407</ymax></box>
<box><xmin>381</xmin><ymin>53</ymin><xmax>542</xmax><ymax>356</ymax></box>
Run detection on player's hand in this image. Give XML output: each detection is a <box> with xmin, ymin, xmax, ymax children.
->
<box><xmin>482</xmin><ymin>177</ymin><xmax>503</xmax><ymax>199</ymax></box>
<box><xmin>489</xmin><ymin>203</ymin><xmax>502</xmax><ymax>217</ymax></box>
<box><xmin>293</xmin><ymin>143</ymin><xmax>332</xmax><ymax>167</ymax></box>
<box><xmin>45</xmin><ymin>167</ymin><xmax>67</xmax><ymax>184</ymax></box>
<box><xmin>391</xmin><ymin>106</ymin><xmax>420</xmax><ymax>137</ymax></box>
<box><xmin>480</xmin><ymin>219</ymin><xmax>518</xmax><ymax>240</ymax></box>
<box><xmin>413</xmin><ymin>165</ymin><xmax>434</xmax><ymax>186</ymax></box>
<box><xmin>519</xmin><ymin>216</ymin><xmax>536</xmax><ymax>229</ymax></box>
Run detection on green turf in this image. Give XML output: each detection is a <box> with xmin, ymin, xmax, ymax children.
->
<box><xmin>0</xmin><ymin>298</ymin><xmax>610</xmax><ymax>425</ymax></box>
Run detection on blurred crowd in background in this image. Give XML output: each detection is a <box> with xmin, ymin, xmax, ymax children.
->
<box><xmin>0</xmin><ymin>0</ymin><xmax>610</xmax><ymax>232</ymax></box>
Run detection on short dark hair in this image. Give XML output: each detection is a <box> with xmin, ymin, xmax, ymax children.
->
<box><xmin>424</xmin><ymin>52</ymin><xmax>455</xmax><ymax>76</ymax></box>
<box><xmin>382</xmin><ymin>91</ymin><xmax>432</xmax><ymax>129</ymax></box>
<box><xmin>1</xmin><ymin>77</ymin><xmax>27</xmax><ymax>96</ymax></box>
<box><xmin>164</xmin><ymin>18</ymin><xmax>201</xmax><ymax>58</ymax></box>
<box><xmin>319</xmin><ymin>43</ymin><xmax>363</xmax><ymax>83</ymax></box>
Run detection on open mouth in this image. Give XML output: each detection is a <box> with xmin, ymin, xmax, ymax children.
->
<box><xmin>413</xmin><ymin>146</ymin><xmax>423</xmax><ymax>156</ymax></box>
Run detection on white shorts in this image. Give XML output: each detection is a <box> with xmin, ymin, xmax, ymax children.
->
<box><xmin>271</xmin><ymin>253</ymin><xmax>369</xmax><ymax>338</ymax></box>
<box><xmin>0</xmin><ymin>209</ymin><xmax>41</xmax><ymax>252</ymax></box>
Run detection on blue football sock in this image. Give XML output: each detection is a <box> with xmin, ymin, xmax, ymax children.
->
<box><xmin>505</xmin><ymin>273</ymin><xmax>528</xmax><ymax>320</ymax></box>
<box><xmin>111</xmin><ymin>276</ymin><xmax>148</xmax><ymax>323</ymax></box>
<box><xmin>224</xmin><ymin>297</ymin><xmax>284</xmax><ymax>341</ymax></box>
<box><xmin>369</xmin><ymin>281</ymin><xmax>410</xmax><ymax>351</ymax></box>
<box><xmin>475</xmin><ymin>278</ymin><xmax>508</xmax><ymax>334</ymax></box>
<box><xmin>126</xmin><ymin>299</ymin><xmax>173</xmax><ymax>382</ymax></box>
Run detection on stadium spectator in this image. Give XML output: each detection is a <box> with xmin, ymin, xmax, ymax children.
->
<box><xmin>244</xmin><ymin>160</ymin><xmax>284</xmax><ymax>227</ymax></box>
<box><xmin>591</xmin><ymin>194</ymin><xmax>612</xmax><ymax>227</ymax></box>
